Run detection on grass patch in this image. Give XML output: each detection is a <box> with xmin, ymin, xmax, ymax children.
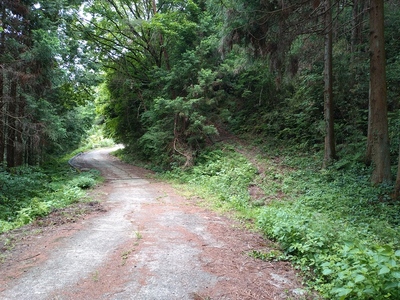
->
<box><xmin>162</xmin><ymin>145</ymin><xmax>260</xmax><ymax>219</ymax></box>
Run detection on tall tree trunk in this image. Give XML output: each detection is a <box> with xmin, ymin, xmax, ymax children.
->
<box><xmin>366</xmin><ymin>0</ymin><xmax>391</xmax><ymax>184</ymax></box>
<box><xmin>0</xmin><ymin>66</ymin><xmax>4</xmax><ymax>165</ymax></box>
<box><xmin>395</xmin><ymin>144</ymin><xmax>400</xmax><ymax>200</ymax></box>
<box><xmin>0</xmin><ymin>2</ymin><xmax>5</xmax><ymax>165</ymax></box>
<box><xmin>351</xmin><ymin>0</ymin><xmax>360</xmax><ymax>53</ymax></box>
<box><xmin>0</xmin><ymin>81</ymin><xmax>3</xmax><ymax>165</ymax></box>
<box><xmin>6</xmin><ymin>80</ymin><xmax>17</xmax><ymax>168</ymax></box>
<box><xmin>14</xmin><ymin>94</ymin><xmax>24</xmax><ymax>166</ymax></box>
<box><xmin>323</xmin><ymin>0</ymin><xmax>335</xmax><ymax>168</ymax></box>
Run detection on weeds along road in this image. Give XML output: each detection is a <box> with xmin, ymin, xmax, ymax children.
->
<box><xmin>0</xmin><ymin>147</ymin><xmax>306</xmax><ymax>300</ymax></box>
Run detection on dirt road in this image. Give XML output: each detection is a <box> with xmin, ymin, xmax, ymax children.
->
<box><xmin>0</xmin><ymin>147</ymin><xmax>307</xmax><ymax>299</ymax></box>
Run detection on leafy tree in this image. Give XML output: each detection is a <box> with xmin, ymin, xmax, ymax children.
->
<box><xmin>216</xmin><ymin>0</ymin><xmax>350</xmax><ymax>155</ymax></box>
<box><xmin>0</xmin><ymin>0</ymin><xmax>97</xmax><ymax>166</ymax></box>
<box><xmin>83</xmin><ymin>0</ymin><xmax>224</xmax><ymax>168</ymax></box>
<box><xmin>216</xmin><ymin>0</ymin><xmax>400</xmax><ymax>185</ymax></box>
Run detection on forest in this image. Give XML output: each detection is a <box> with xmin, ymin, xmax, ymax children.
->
<box><xmin>1</xmin><ymin>0</ymin><xmax>399</xmax><ymax>299</ymax></box>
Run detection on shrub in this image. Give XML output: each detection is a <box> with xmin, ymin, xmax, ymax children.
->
<box><xmin>257</xmin><ymin>157</ymin><xmax>400</xmax><ymax>300</ymax></box>
<box><xmin>188</xmin><ymin>148</ymin><xmax>256</xmax><ymax>208</ymax></box>
<box><xmin>0</xmin><ymin>162</ymin><xmax>101</xmax><ymax>233</ymax></box>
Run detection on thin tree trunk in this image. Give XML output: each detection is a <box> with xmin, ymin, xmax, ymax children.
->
<box><xmin>351</xmin><ymin>0</ymin><xmax>360</xmax><ymax>53</ymax></box>
<box><xmin>323</xmin><ymin>0</ymin><xmax>335</xmax><ymax>168</ymax></box>
<box><xmin>6</xmin><ymin>80</ymin><xmax>17</xmax><ymax>168</ymax></box>
<box><xmin>366</xmin><ymin>0</ymin><xmax>391</xmax><ymax>184</ymax></box>
<box><xmin>14</xmin><ymin>94</ymin><xmax>24</xmax><ymax>166</ymax></box>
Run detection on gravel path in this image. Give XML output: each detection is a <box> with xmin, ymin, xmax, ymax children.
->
<box><xmin>0</xmin><ymin>147</ymin><xmax>308</xmax><ymax>300</ymax></box>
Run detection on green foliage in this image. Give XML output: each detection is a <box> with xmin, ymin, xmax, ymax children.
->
<box><xmin>138</xmin><ymin>89</ymin><xmax>219</xmax><ymax>167</ymax></box>
<box><xmin>324</xmin><ymin>244</ymin><xmax>400</xmax><ymax>299</ymax></box>
<box><xmin>226</xmin><ymin>34</ymin><xmax>371</xmax><ymax>153</ymax></box>
<box><xmin>0</xmin><ymin>162</ymin><xmax>100</xmax><ymax>233</ymax></box>
<box><xmin>27</xmin><ymin>98</ymin><xmax>96</xmax><ymax>156</ymax></box>
<box><xmin>0</xmin><ymin>0</ymin><xmax>98</xmax><ymax>166</ymax></box>
<box><xmin>70</xmin><ymin>173</ymin><xmax>97</xmax><ymax>189</ymax></box>
<box><xmin>258</xmin><ymin>203</ymin><xmax>400</xmax><ymax>299</ymax></box>
<box><xmin>389</xmin><ymin>112</ymin><xmax>400</xmax><ymax>160</ymax></box>
<box><xmin>164</xmin><ymin>147</ymin><xmax>257</xmax><ymax>210</ymax></box>
<box><xmin>248</xmin><ymin>249</ymin><xmax>287</xmax><ymax>262</ymax></box>
<box><xmin>78</xmin><ymin>125</ymin><xmax>115</xmax><ymax>151</ymax></box>
<box><xmin>256</xmin><ymin>155</ymin><xmax>400</xmax><ymax>299</ymax></box>
<box><xmin>90</xmin><ymin>0</ymin><xmax>230</xmax><ymax>168</ymax></box>
<box><xmin>385</xmin><ymin>4</ymin><xmax>400</xmax><ymax>110</ymax></box>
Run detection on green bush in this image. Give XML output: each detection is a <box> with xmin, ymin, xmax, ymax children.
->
<box><xmin>325</xmin><ymin>243</ymin><xmax>400</xmax><ymax>299</ymax></box>
<box><xmin>256</xmin><ymin>156</ymin><xmax>400</xmax><ymax>300</ymax></box>
<box><xmin>0</xmin><ymin>162</ymin><xmax>101</xmax><ymax>233</ymax></box>
<box><xmin>258</xmin><ymin>204</ymin><xmax>400</xmax><ymax>299</ymax></box>
<box><xmin>70</xmin><ymin>172</ymin><xmax>98</xmax><ymax>189</ymax></box>
<box><xmin>165</xmin><ymin>147</ymin><xmax>257</xmax><ymax>210</ymax></box>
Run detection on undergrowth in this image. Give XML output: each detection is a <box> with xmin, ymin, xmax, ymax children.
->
<box><xmin>0</xmin><ymin>129</ymin><xmax>110</xmax><ymax>234</ymax></box>
<box><xmin>162</xmin><ymin>144</ymin><xmax>400</xmax><ymax>300</ymax></box>
<box><xmin>0</xmin><ymin>159</ymin><xmax>100</xmax><ymax>233</ymax></box>
<box><xmin>163</xmin><ymin>145</ymin><xmax>258</xmax><ymax>216</ymax></box>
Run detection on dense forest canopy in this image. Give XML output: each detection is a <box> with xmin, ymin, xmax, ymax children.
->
<box><xmin>0</xmin><ymin>0</ymin><xmax>97</xmax><ymax>166</ymax></box>
<box><xmin>1</xmin><ymin>0</ymin><xmax>399</xmax><ymax>186</ymax></box>
<box><xmin>1</xmin><ymin>1</ymin><xmax>400</xmax><ymax>299</ymax></box>
<box><xmin>72</xmin><ymin>0</ymin><xmax>400</xmax><ymax>186</ymax></box>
